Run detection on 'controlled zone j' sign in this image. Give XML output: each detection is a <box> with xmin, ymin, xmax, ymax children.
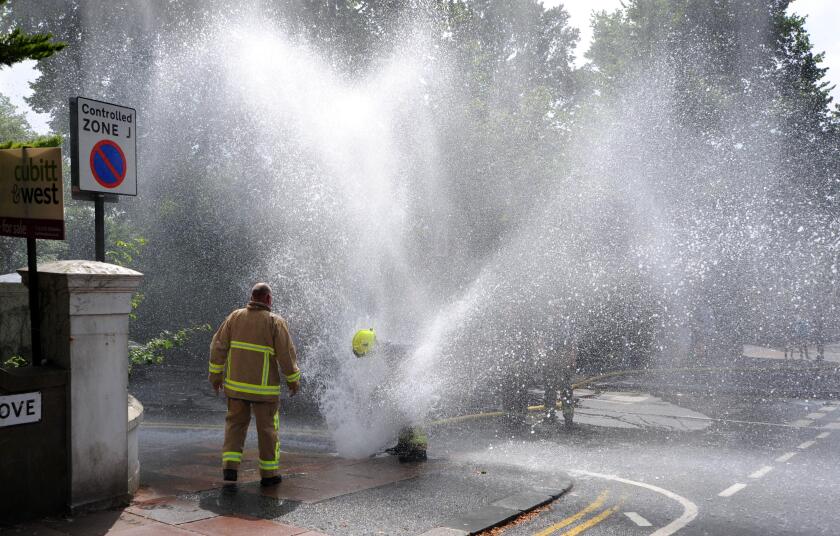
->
<box><xmin>70</xmin><ymin>97</ymin><xmax>137</xmax><ymax>197</ymax></box>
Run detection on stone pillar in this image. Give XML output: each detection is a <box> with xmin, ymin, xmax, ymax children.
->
<box><xmin>19</xmin><ymin>260</ymin><xmax>143</xmax><ymax>512</ymax></box>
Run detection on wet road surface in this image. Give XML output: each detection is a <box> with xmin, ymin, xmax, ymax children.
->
<box><xmin>131</xmin><ymin>363</ymin><xmax>840</xmax><ymax>535</ymax></box>
<box><xmin>452</xmin><ymin>395</ymin><xmax>840</xmax><ymax>536</ymax></box>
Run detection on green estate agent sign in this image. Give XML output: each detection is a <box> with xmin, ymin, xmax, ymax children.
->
<box><xmin>0</xmin><ymin>147</ymin><xmax>65</xmax><ymax>240</ymax></box>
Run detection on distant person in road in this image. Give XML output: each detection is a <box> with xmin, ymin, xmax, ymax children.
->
<box><xmin>813</xmin><ymin>313</ymin><xmax>825</xmax><ymax>362</ymax></box>
<box><xmin>538</xmin><ymin>334</ymin><xmax>577</xmax><ymax>428</ymax></box>
<box><xmin>208</xmin><ymin>282</ymin><xmax>301</xmax><ymax>487</ymax></box>
<box><xmin>794</xmin><ymin>317</ymin><xmax>812</xmax><ymax>360</ymax></box>
<box><xmin>557</xmin><ymin>342</ymin><xmax>577</xmax><ymax>427</ymax></box>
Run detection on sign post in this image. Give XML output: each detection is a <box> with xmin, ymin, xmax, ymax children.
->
<box><xmin>70</xmin><ymin>97</ymin><xmax>137</xmax><ymax>261</ymax></box>
<box><xmin>0</xmin><ymin>147</ymin><xmax>65</xmax><ymax>366</ymax></box>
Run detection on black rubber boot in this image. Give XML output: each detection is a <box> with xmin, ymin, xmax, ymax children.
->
<box><xmin>398</xmin><ymin>448</ymin><xmax>427</xmax><ymax>463</ymax></box>
<box><xmin>223</xmin><ymin>469</ymin><xmax>237</xmax><ymax>482</ymax></box>
<box><xmin>260</xmin><ymin>475</ymin><xmax>282</xmax><ymax>487</ymax></box>
<box><xmin>390</xmin><ymin>426</ymin><xmax>429</xmax><ymax>463</ymax></box>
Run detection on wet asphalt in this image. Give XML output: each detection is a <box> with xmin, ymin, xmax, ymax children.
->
<box><xmin>131</xmin><ymin>361</ymin><xmax>840</xmax><ymax>535</ymax></box>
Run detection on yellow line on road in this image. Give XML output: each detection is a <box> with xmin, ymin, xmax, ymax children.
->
<box><xmin>533</xmin><ymin>490</ymin><xmax>609</xmax><ymax>536</ymax></box>
<box><xmin>432</xmin><ymin>411</ymin><xmax>506</xmax><ymax>426</ymax></box>
<box><xmin>560</xmin><ymin>503</ymin><xmax>622</xmax><ymax>536</ymax></box>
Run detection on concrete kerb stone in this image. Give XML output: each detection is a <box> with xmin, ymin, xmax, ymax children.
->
<box><xmin>491</xmin><ymin>490</ymin><xmax>554</xmax><ymax>511</ymax></box>
<box><xmin>425</xmin><ymin>475</ymin><xmax>573</xmax><ymax>536</ymax></box>
<box><xmin>418</xmin><ymin>528</ymin><xmax>470</xmax><ymax>536</ymax></box>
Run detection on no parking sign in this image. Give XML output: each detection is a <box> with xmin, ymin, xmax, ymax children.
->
<box><xmin>90</xmin><ymin>139</ymin><xmax>127</xmax><ymax>188</ymax></box>
<box><xmin>70</xmin><ymin>97</ymin><xmax>137</xmax><ymax>197</ymax></box>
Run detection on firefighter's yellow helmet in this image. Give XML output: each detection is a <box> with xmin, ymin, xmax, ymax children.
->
<box><xmin>352</xmin><ymin>328</ymin><xmax>376</xmax><ymax>357</ymax></box>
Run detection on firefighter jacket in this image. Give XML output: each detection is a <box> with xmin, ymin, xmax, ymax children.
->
<box><xmin>208</xmin><ymin>301</ymin><xmax>301</xmax><ymax>403</ymax></box>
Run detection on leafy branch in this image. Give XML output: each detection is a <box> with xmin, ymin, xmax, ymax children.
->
<box><xmin>107</xmin><ymin>237</ymin><xmax>148</xmax><ymax>268</ymax></box>
<box><xmin>129</xmin><ymin>292</ymin><xmax>145</xmax><ymax>321</ymax></box>
<box><xmin>2</xmin><ymin>355</ymin><xmax>27</xmax><ymax>368</ymax></box>
<box><xmin>0</xmin><ymin>0</ymin><xmax>67</xmax><ymax>68</ymax></box>
<box><xmin>129</xmin><ymin>324</ymin><xmax>212</xmax><ymax>369</ymax></box>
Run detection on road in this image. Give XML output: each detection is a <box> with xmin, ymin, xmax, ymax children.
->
<box><xmin>439</xmin><ymin>392</ymin><xmax>840</xmax><ymax>536</ymax></box>
<box><xmin>131</xmin><ymin>363</ymin><xmax>840</xmax><ymax>535</ymax></box>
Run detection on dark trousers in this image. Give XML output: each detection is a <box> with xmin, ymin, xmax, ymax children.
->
<box><xmin>222</xmin><ymin>397</ymin><xmax>280</xmax><ymax>478</ymax></box>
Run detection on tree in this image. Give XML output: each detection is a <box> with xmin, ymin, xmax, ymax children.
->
<box><xmin>0</xmin><ymin>0</ymin><xmax>64</xmax><ymax>66</ymax></box>
<box><xmin>7</xmin><ymin>1</ymin><xmax>583</xmax><ymax>343</ymax></box>
<box><xmin>0</xmin><ymin>93</ymin><xmax>33</xmax><ymax>140</ymax></box>
<box><xmin>427</xmin><ymin>1</ymin><xmax>580</xmax><ymax>275</ymax></box>
<box><xmin>581</xmin><ymin>0</ymin><xmax>840</xmax><ymax>361</ymax></box>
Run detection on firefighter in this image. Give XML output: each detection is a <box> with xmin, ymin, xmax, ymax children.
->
<box><xmin>208</xmin><ymin>282</ymin><xmax>301</xmax><ymax>487</ymax></box>
<box><xmin>352</xmin><ymin>328</ymin><xmax>428</xmax><ymax>462</ymax></box>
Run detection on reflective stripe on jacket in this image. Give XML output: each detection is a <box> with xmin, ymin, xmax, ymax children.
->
<box><xmin>208</xmin><ymin>301</ymin><xmax>300</xmax><ymax>402</ymax></box>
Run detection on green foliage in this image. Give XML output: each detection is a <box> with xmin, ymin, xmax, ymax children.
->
<box><xmin>107</xmin><ymin>237</ymin><xmax>148</xmax><ymax>267</ymax></box>
<box><xmin>0</xmin><ymin>26</ymin><xmax>66</xmax><ymax>66</ymax></box>
<box><xmin>129</xmin><ymin>324</ymin><xmax>212</xmax><ymax>369</ymax></box>
<box><xmin>7</xmin><ymin>0</ymin><xmax>836</xmax><ymax>371</ymax></box>
<box><xmin>2</xmin><ymin>355</ymin><xmax>27</xmax><ymax>368</ymax></box>
<box><xmin>109</xmin><ymin>235</ymin><xmax>208</xmax><ymax>369</ymax></box>
<box><xmin>0</xmin><ymin>0</ymin><xmax>66</xmax><ymax>68</ymax></box>
<box><xmin>0</xmin><ymin>93</ymin><xmax>33</xmax><ymax>140</ymax></box>
<box><xmin>585</xmin><ymin>0</ymin><xmax>836</xmax><ymax>126</ymax></box>
<box><xmin>0</xmin><ymin>93</ymin><xmax>61</xmax><ymax>149</ymax></box>
<box><xmin>0</xmin><ymin>134</ymin><xmax>62</xmax><ymax>149</ymax></box>
<box><xmin>129</xmin><ymin>292</ymin><xmax>145</xmax><ymax>321</ymax></box>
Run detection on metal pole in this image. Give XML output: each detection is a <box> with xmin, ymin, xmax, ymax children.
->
<box><xmin>26</xmin><ymin>237</ymin><xmax>41</xmax><ymax>366</ymax></box>
<box><xmin>95</xmin><ymin>194</ymin><xmax>105</xmax><ymax>261</ymax></box>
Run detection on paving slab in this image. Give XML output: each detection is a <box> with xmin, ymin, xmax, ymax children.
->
<box><xmin>0</xmin><ymin>523</ymin><xmax>68</xmax><ymax>535</ymax></box>
<box><xmin>184</xmin><ymin>486</ymin><xmax>301</xmax><ymax>519</ymax></box>
<box><xmin>178</xmin><ymin>514</ymin><xmax>309</xmax><ymax>535</ymax></box>
<box><xmin>142</xmin><ymin>441</ymin><xmax>429</xmax><ymax>506</ymax></box>
<box><xmin>256</xmin><ymin>459</ymin><xmax>425</xmax><ymax>503</ymax></box>
<box><xmin>95</xmin><ymin>525</ymin><xmax>196</xmax><ymax>535</ymax></box>
<box><xmin>36</xmin><ymin>511</ymin><xmax>155</xmax><ymax>535</ymax></box>
<box><xmin>125</xmin><ymin>497</ymin><xmax>218</xmax><ymax>525</ymax></box>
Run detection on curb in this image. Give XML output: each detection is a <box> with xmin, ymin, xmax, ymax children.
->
<box><xmin>417</xmin><ymin>475</ymin><xmax>573</xmax><ymax>536</ymax></box>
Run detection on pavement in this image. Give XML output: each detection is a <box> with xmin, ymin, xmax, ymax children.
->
<box><xmin>4</xmin><ymin>415</ymin><xmax>573</xmax><ymax>536</ymax></box>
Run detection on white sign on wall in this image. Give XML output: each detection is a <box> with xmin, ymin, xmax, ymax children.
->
<box><xmin>70</xmin><ymin>97</ymin><xmax>137</xmax><ymax>197</ymax></box>
<box><xmin>0</xmin><ymin>392</ymin><xmax>42</xmax><ymax>427</ymax></box>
